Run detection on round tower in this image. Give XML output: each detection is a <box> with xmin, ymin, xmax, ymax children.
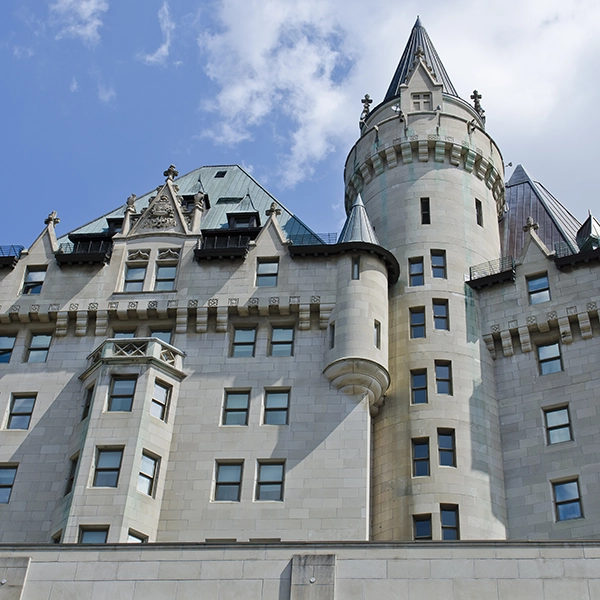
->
<box><xmin>345</xmin><ymin>18</ymin><xmax>508</xmax><ymax>540</ymax></box>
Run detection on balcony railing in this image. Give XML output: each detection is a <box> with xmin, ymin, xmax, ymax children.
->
<box><xmin>56</xmin><ymin>241</ymin><xmax>113</xmax><ymax>265</ymax></box>
<box><xmin>86</xmin><ymin>337</ymin><xmax>184</xmax><ymax>374</ymax></box>
<box><xmin>467</xmin><ymin>256</ymin><xmax>515</xmax><ymax>289</ymax></box>
<box><xmin>0</xmin><ymin>245</ymin><xmax>25</xmax><ymax>269</ymax></box>
<box><xmin>554</xmin><ymin>241</ymin><xmax>600</xmax><ymax>269</ymax></box>
<box><xmin>288</xmin><ymin>233</ymin><xmax>337</xmax><ymax>245</ymax></box>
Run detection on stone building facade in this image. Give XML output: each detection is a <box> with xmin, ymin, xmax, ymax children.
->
<box><xmin>0</xmin><ymin>17</ymin><xmax>599</xmax><ymax>600</ymax></box>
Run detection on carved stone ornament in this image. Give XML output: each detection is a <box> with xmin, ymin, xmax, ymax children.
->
<box><xmin>128</xmin><ymin>302</ymin><xmax>138</xmax><ymax>310</ymax></box>
<box><xmin>310</xmin><ymin>296</ymin><xmax>321</xmax><ymax>304</ymax></box>
<box><xmin>269</xmin><ymin>297</ymin><xmax>280</xmax><ymax>306</ymax></box>
<box><xmin>163</xmin><ymin>164</ymin><xmax>179</xmax><ymax>181</ymax></box>
<box><xmin>188</xmin><ymin>299</ymin><xmax>198</xmax><ymax>308</ymax></box>
<box><xmin>523</xmin><ymin>216</ymin><xmax>539</xmax><ymax>232</ymax></box>
<box><xmin>49</xmin><ymin>304</ymin><xmax>60</xmax><ymax>312</ymax></box>
<box><xmin>526</xmin><ymin>316</ymin><xmax>537</xmax><ymax>325</ymax></box>
<box><xmin>167</xmin><ymin>300</ymin><xmax>178</xmax><ymax>308</ymax></box>
<box><xmin>128</xmin><ymin>249</ymin><xmax>151</xmax><ymax>262</ymax></box>
<box><xmin>157</xmin><ymin>248</ymin><xmax>181</xmax><ymax>261</ymax></box>
<box><xmin>30</xmin><ymin>305</ymin><xmax>40</xmax><ymax>313</ymax></box>
<box><xmin>148</xmin><ymin>301</ymin><xmax>158</xmax><ymax>309</ymax></box>
<box><xmin>208</xmin><ymin>298</ymin><xmax>218</xmax><ymax>307</ymax></box>
<box><xmin>587</xmin><ymin>302</ymin><xmax>597</xmax><ymax>311</ymax></box>
<box><xmin>289</xmin><ymin>296</ymin><xmax>300</xmax><ymax>305</ymax></box>
<box><xmin>248</xmin><ymin>298</ymin><xmax>259</xmax><ymax>307</ymax></box>
<box><xmin>146</xmin><ymin>196</ymin><xmax>177</xmax><ymax>229</ymax></box>
<box><xmin>88</xmin><ymin>302</ymin><xmax>99</xmax><ymax>311</ymax></box>
<box><xmin>44</xmin><ymin>211</ymin><xmax>60</xmax><ymax>226</ymax></box>
<box><xmin>10</xmin><ymin>305</ymin><xmax>20</xmax><ymax>313</ymax></box>
<box><xmin>265</xmin><ymin>202</ymin><xmax>282</xmax><ymax>217</ymax></box>
<box><xmin>228</xmin><ymin>298</ymin><xmax>239</xmax><ymax>307</ymax></box>
<box><xmin>108</xmin><ymin>302</ymin><xmax>119</xmax><ymax>310</ymax></box>
<box><xmin>69</xmin><ymin>303</ymin><xmax>79</xmax><ymax>311</ymax></box>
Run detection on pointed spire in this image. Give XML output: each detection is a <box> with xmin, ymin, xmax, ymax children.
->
<box><xmin>576</xmin><ymin>213</ymin><xmax>600</xmax><ymax>251</ymax></box>
<box><xmin>384</xmin><ymin>17</ymin><xmax>457</xmax><ymax>102</ymax></box>
<box><xmin>338</xmin><ymin>194</ymin><xmax>380</xmax><ymax>245</ymax></box>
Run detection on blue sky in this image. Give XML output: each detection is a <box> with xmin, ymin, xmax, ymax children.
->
<box><xmin>2</xmin><ymin>0</ymin><xmax>599</xmax><ymax>246</ymax></box>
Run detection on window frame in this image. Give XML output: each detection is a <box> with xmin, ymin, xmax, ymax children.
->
<box><xmin>264</xmin><ymin>390</ymin><xmax>290</xmax><ymax>425</ymax></box>
<box><xmin>222</xmin><ymin>390</ymin><xmax>250</xmax><ymax>426</ymax></box>
<box><xmin>150</xmin><ymin>329</ymin><xmax>173</xmax><ymax>344</ymax></box>
<box><xmin>123</xmin><ymin>265</ymin><xmax>146</xmax><ymax>292</ymax></box>
<box><xmin>412</xmin><ymin>438</ymin><xmax>430</xmax><ymax>477</ymax></box>
<box><xmin>527</xmin><ymin>273</ymin><xmax>550</xmax><ymax>305</ymax></box>
<box><xmin>107</xmin><ymin>376</ymin><xmax>137</xmax><ymax>412</ymax></box>
<box><xmin>412</xmin><ymin>92</ymin><xmax>431</xmax><ymax>111</ymax></box>
<box><xmin>81</xmin><ymin>386</ymin><xmax>94</xmax><ymax>421</ymax></box>
<box><xmin>329</xmin><ymin>323</ymin><xmax>335</xmax><ymax>349</ymax></box>
<box><xmin>231</xmin><ymin>328</ymin><xmax>257</xmax><ymax>358</ymax></box>
<box><xmin>435</xmin><ymin>360</ymin><xmax>453</xmax><ymax>395</ymax></box>
<box><xmin>441</xmin><ymin>504</ymin><xmax>460</xmax><ymax>540</ymax></box>
<box><xmin>411</xmin><ymin>369</ymin><xmax>428</xmax><ymax>404</ymax></box>
<box><xmin>553</xmin><ymin>479</ymin><xmax>583</xmax><ymax>522</ymax></box>
<box><xmin>256</xmin><ymin>461</ymin><xmax>285</xmax><ymax>501</ymax></box>
<box><xmin>413</xmin><ymin>514</ymin><xmax>432</xmax><ymax>540</ymax></box>
<box><xmin>26</xmin><ymin>333</ymin><xmax>52</xmax><ymax>363</ymax></box>
<box><xmin>127</xmin><ymin>530</ymin><xmax>148</xmax><ymax>543</ymax></box>
<box><xmin>438</xmin><ymin>429</ymin><xmax>456</xmax><ymax>467</ymax></box>
<box><xmin>7</xmin><ymin>394</ymin><xmax>36</xmax><ymax>430</ymax></box>
<box><xmin>374</xmin><ymin>320</ymin><xmax>381</xmax><ymax>349</ymax></box>
<box><xmin>23</xmin><ymin>266</ymin><xmax>47</xmax><ymax>295</ymax></box>
<box><xmin>544</xmin><ymin>405</ymin><xmax>573</xmax><ymax>445</ymax></box>
<box><xmin>475</xmin><ymin>199</ymin><xmax>483</xmax><ymax>227</ymax></box>
<box><xmin>214</xmin><ymin>461</ymin><xmax>243</xmax><ymax>502</ymax></box>
<box><xmin>351</xmin><ymin>257</ymin><xmax>360</xmax><ymax>280</ymax></box>
<box><xmin>431</xmin><ymin>250</ymin><xmax>447</xmax><ymax>279</ymax></box>
<box><xmin>409</xmin><ymin>257</ymin><xmax>424</xmax><ymax>286</ymax></box>
<box><xmin>537</xmin><ymin>342</ymin><xmax>562</xmax><ymax>375</ymax></box>
<box><xmin>93</xmin><ymin>448</ymin><xmax>123</xmax><ymax>488</ymax></box>
<box><xmin>0</xmin><ymin>465</ymin><xmax>17</xmax><ymax>503</ymax></box>
<box><xmin>420</xmin><ymin>197</ymin><xmax>431</xmax><ymax>225</ymax></box>
<box><xmin>150</xmin><ymin>380</ymin><xmax>171</xmax><ymax>422</ymax></box>
<box><xmin>137</xmin><ymin>452</ymin><xmax>160</xmax><ymax>497</ymax></box>
<box><xmin>410</xmin><ymin>307</ymin><xmax>426</xmax><ymax>339</ymax></box>
<box><xmin>0</xmin><ymin>335</ymin><xmax>16</xmax><ymax>364</ymax></box>
<box><xmin>154</xmin><ymin>264</ymin><xmax>177</xmax><ymax>291</ymax></box>
<box><xmin>433</xmin><ymin>299</ymin><xmax>449</xmax><ymax>330</ymax></box>
<box><xmin>270</xmin><ymin>326</ymin><xmax>294</xmax><ymax>357</ymax></box>
<box><xmin>79</xmin><ymin>526</ymin><xmax>109</xmax><ymax>544</ymax></box>
<box><xmin>256</xmin><ymin>259</ymin><xmax>279</xmax><ymax>287</ymax></box>
<box><xmin>64</xmin><ymin>455</ymin><xmax>79</xmax><ymax>496</ymax></box>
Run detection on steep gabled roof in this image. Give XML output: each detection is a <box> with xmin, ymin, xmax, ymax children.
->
<box><xmin>338</xmin><ymin>194</ymin><xmax>379</xmax><ymax>245</ymax></box>
<box><xmin>62</xmin><ymin>165</ymin><xmax>322</xmax><ymax>243</ymax></box>
<box><xmin>500</xmin><ymin>165</ymin><xmax>581</xmax><ymax>258</ymax></box>
<box><xmin>384</xmin><ymin>16</ymin><xmax>458</xmax><ymax>102</ymax></box>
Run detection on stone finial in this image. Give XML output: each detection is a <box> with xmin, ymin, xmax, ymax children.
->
<box><xmin>44</xmin><ymin>211</ymin><xmax>60</xmax><ymax>226</ymax></box>
<box><xmin>266</xmin><ymin>202</ymin><xmax>282</xmax><ymax>217</ymax></box>
<box><xmin>471</xmin><ymin>90</ymin><xmax>486</xmax><ymax>122</ymax></box>
<box><xmin>523</xmin><ymin>216</ymin><xmax>539</xmax><ymax>232</ymax></box>
<box><xmin>415</xmin><ymin>46</ymin><xmax>425</xmax><ymax>59</ymax></box>
<box><xmin>163</xmin><ymin>164</ymin><xmax>179</xmax><ymax>181</ymax></box>
<box><xmin>359</xmin><ymin>94</ymin><xmax>373</xmax><ymax>129</ymax></box>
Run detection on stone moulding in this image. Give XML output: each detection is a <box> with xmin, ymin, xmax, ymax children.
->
<box><xmin>323</xmin><ymin>357</ymin><xmax>390</xmax><ymax>416</ymax></box>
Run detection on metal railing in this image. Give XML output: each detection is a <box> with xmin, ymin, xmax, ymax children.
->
<box><xmin>58</xmin><ymin>241</ymin><xmax>113</xmax><ymax>255</ymax></box>
<box><xmin>200</xmin><ymin>235</ymin><xmax>252</xmax><ymax>249</ymax></box>
<box><xmin>0</xmin><ymin>245</ymin><xmax>24</xmax><ymax>258</ymax></box>
<box><xmin>469</xmin><ymin>256</ymin><xmax>514</xmax><ymax>281</ymax></box>
<box><xmin>288</xmin><ymin>233</ymin><xmax>337</xmax><ymax>245</ymax></box>
<box><xmin>554</xmin><ymin>241</ymin><xmax>576</xmax><ymax>259</ymax></box>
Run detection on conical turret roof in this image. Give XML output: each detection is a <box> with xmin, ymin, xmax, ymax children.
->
<box><xmin>576</xmin><ymin>213</ymin><xmax>600</xmax><ymax>251</ymax></box>
<box><xmin>338</xmin><ymin>194</ymin><xmax>379</xmax><ymax>245</ymax></box>
<box><xmin>384</xmin><ymin>16</ymin><xmax>458</xmax><ymax>102</ymax></box>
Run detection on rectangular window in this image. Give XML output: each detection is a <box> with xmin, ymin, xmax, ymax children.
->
<box><xmin>256</xmin><ymin>259</ymin><xmax>279</xmax><ymax>287</ymax></box>
<box><xmin>475</xmin><ymin>199</ymin><xmax>483</xmax><ymax>227</ymax></box>
<box><xmin>108</xmin><ymin>377</ymin><xmax>137</xmax><ymax>411</ymax></box>
<box><xmin>150</xmin><ymin>381</ymin><xmax>171</xmax><ymax>421</ymax></box>
<box><xmin>0</xmin><ymin>335</ymin><xmax>16</xmax><ymax>363</ymax></box>
<box><xmin>0</xmin><ymin>466</ymin><xmax>17</xmax><ymax>503</ymax></box>
<box><xmin>527</xmin><ymin>273</ymin><xmax>550</xmax><ymax>304</ymax></box>
<box><xmin>93</xmin><ymin>449</ymin><xmax>123</xmax><ymax>487</ymax></box>
<box><xmin>553</xmin><ymin>479</ymin><xmax>582</xmax><ymax>521</ymax></box>
<box><xmin>410</xmin><ymin>307</ymin><xmax>425</xmax><ymax>339</ymax></box>
<box><xmin>435</xmin><ymin>361</ymin><xmax>452</xmax><ymax>395</ymax></box>
<box><xmin>27</xmin><ymin>334</ymin><xmax>52</xmax><ymax>363</ymax></box>
<box><xmin>7</xmin><ymin>394</ymin><xmax>36</xmax><ymax>429</ymax></box>
<box><xmin>412</xmin><ymin>93</ymin><xmax>431</xmax><ymax>110</ymax></box>
<box><xmin>420</xmin><ymin>198</ymin><xmax>431</xmax><ymax>225</ymax></box>
<box><xmin>412</xmin><ymin>438</ymin><xmax>430</xmax><ymax>477</ymax></box>
<box><xmin>409</xmin><ymin>257</ymin><xmax>424</xmax><ymax>286</ymax></box>
<box><xmin>137</xmin><ymin>452</ymin><xmax>159</xmax><ymax>497</ymax></box>
<box><xmin>127</xmin><ymin>530</ymin><xmax>148</xmax><ymax>543</ymax></box>
<box><xmin>256</xmin><ymin>461</ymin><xmax>285</xmax><ymax>501</ymax></box>
<box><xmin>438</xmin><ymin>429</ymin><xmax>456</xmax><ymax>467</ymax></box>
<box><xmin>351</xmin><ymin>257</ymin><xmax>360</xmax><ymax>280</ymax></box>
<box><xmin>411</xmin><ymin>369</ymin><xmax>427</xmax><ymax>404</ymax></box>
<box><xmin>215</xmin><ymin>462</ymin><xmax>243</xmax><ymax>501</ymax></box>
<box><xmin>79</xmin><ymin>527</ymin><xmax>109</xmax><ymax>544</ymax></box>
<box><xmin>113</xmin><ymin>329</ymin><xmax>136</xmax><ymax>339</ymax></box>
<box><xmin>23</xmin><ymin>267</ymin><xmax>46</xmax><ymax>295</ymax></box>
<box><xmin>329</xmin><ymin>323</ymin><xmax>335</xmax><ymax>349</ymax></box>
<box><xmin>433</xmin><ymin>299</ymin><xmax>449</xmax><ymax>330</ymax></box>
<box><xmin>413</xmin><ymin>514</ymin><xmax>432</xmax><ymax>540</ymax></box>
<box><xmin>441</xmin><ymin>504</ymin><xmax>460</xmax><ymax>540</ymax></box>
<box><xmin>264</xmin><ymin>390</ymin><xmax>290</xmax><ymax>425</ymax></box>
<box><xmin>222</xmin><ymin>391</ymin><xmax>250</xmax><ymax>426</ymax></box>
<box><xmin>154</xmin><ymin>265</ymin><xmax>177</xmax><ymax>291</ymax></box>
<box><xmin>538</xmin><ymin>342</ymin><xmax>562</xmax><ymax>375</ymax></box>
<box><xmin>544</xmin><ymin>406</ymin><xmax>572</xmax><ymax>444</ymax></box>
<box><xmin>431</xmin><ymin>250</ymin><xmax>447</xmax><ymax>279</ymax></box>
<box><xmin>124</xmin><ymin>265</ymin><xmax>146</xmax><ymax>292</ymax></box>
<box><xmin>232</xmin><ymin>328</ymin><xmax>256</xmax><ymax>358</ymax></box>
<box><xmin>374</xmin><ymin>320</ymin><xmax>381</xmax><ymax>348</ymax></box>
<box><xmin>64</xmin><ymin>455</ymin><xmax>78</xmax><ymax>496</ymax></box>
<box><xmin>271</xmin><ymin>327</ymin><xmax>294</xmax><ymax>357</ymax></box>
<box><xmin>81</xmin><ymin>386</ymin><xmax>94</xmax><ymax>420</ymax></box>
<box><xmin>150</xmin><ymin>329</ymin><xmax>172</xmax><ymax>344</ymax></box>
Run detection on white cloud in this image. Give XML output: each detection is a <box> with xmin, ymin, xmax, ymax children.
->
<box><xmin>50</xmin><ymin>0</ymin><xmax>109</xmax><ymax>46</ymax></box>
<box><xmin>13</xmin><ymin>46</ymin><xmax>35</xmax><ymax>59</ymax></box>
<box><xmin>197</xmin><ymin>0</ymin><xmax>600</xmax><ymax>190</ymax></box>
<box><xmin>70</xmin><ymin>77</ymin><xmax>79</xmax><ymax>92</ymax></box>
<box><xmin>139</xmin><ymin>2</ymin><xmax>175</xmax><ymax>66</ymax></box>
<box><xmin>98</xmin><ymin>82</ymin><xmax>115</xmax><ymax>103</ymax></box>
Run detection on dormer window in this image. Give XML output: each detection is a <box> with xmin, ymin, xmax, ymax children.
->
<box><xmin>412</xmin><ymin>93</ymin><xmax>431</xmax><ymax>111</ymax></box>
<box><xmin>232</xmin><ymin>216</ymin><xmax>255</xmax><ymax>228</ymax></box>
